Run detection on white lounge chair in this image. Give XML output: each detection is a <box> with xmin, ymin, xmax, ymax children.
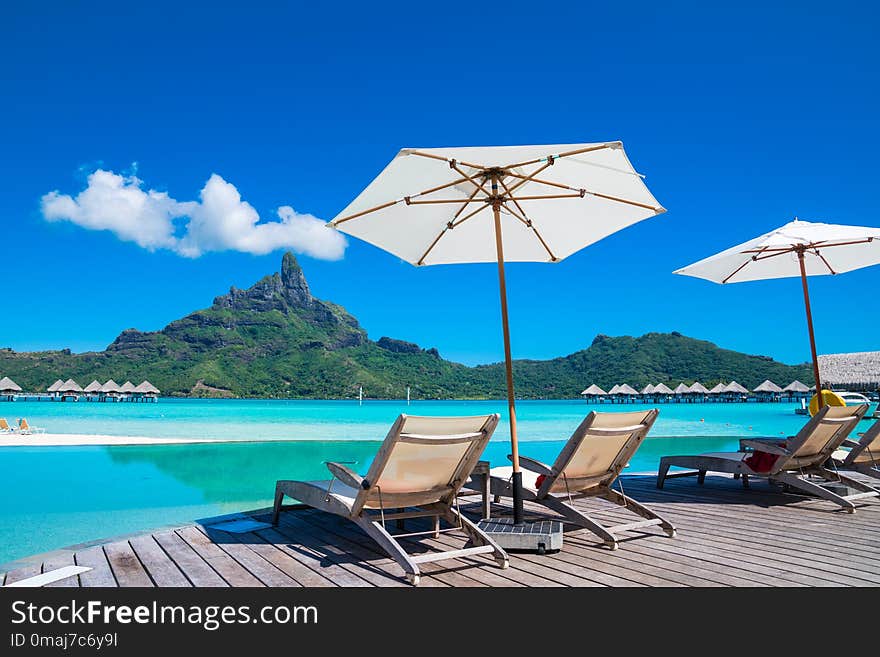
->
<box><xmin>831</xmin><ymin>418</ymin><xmax>880</xmax><ymax>480</ymax></box>
<box><xmin>476</xmin><ymin>409</ymin><xmax>675</xmax><ymax>550</ymax></box>
<box><xmin>0</xmin><ymin>418</ymin><xmax>15</xmax><ymax>434</ymax></box>
<box><xmin>272</xmin><ymin>414</ymin><xmax>509</xmax><ymax>586</ymax></box>
<box><xmin>18</xmin><ymin>418</ymin><xmax>45</xmax><ymax>435</ymax></box>
<box><xmin>658</xmin><ymin>405</ymin><xmax>878</xmax><ymax>512</ymax></box>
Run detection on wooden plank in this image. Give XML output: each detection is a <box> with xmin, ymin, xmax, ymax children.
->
<box><xmin>249</xmin><ymin>528</ymin><xmax>339</xmax><ymax>587</ymax></box>
<box><xmin>3</xmin><ymin>563</ymin><xmax>42</xmax><ymax>585</ymax></box>
<box><xmin>75</xmin><ymin>545</ymin><xmax>118</xmax><ymax>587</ymax></box>
<box><xmin>129</xmin><ymin>535</ymin><xmax>191</xmax><ymax>587</ymax></box>
<box><xmin>41</xmin><ymin>552</ymin><xmax>79</xmax><ymax>588</ymax></box>
<box><xmin>175</xmin><ymin>526</ymin><xmax>263</xmax><ymax>587</ymax></box>
<box><xmin>104</xmin><ymin>541</ymin><xmax>154</xmax><ymax>587</ymax></box>
<box><xmin>198</xmin><ymin>527</ymin><xmax>299</xmax><ymax>588</ymax></box>
<box><xmin>152</xmin><ymin>531</ymin><xmax>227</xmax><ymax>587</ymax></box>
<box><xmin>4</xmin><ymin>566</ymin><xmax>90</xmax><ymax>588</ymax></box>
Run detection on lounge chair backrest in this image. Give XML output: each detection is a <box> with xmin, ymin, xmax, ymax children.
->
<box><xmin>538</xmin><ymin>409</ymin><xmax>659</xmax><ymax>496</ymax></box>
<box><xmin>19</xmin><ymin>418</ymin><xmax>29</xmax><ymax>431</ymax></box>
<box><xmin>353</xmin><ymin>414</ymin><xmax>499</xmax><ymax>514</ymax></box>
<box><xmin>0</xmin><ymin>418</ymin><xmax>9</xmax><ymax>431</ymax></box>
<box><xmin>843</xmin><ymin>418</ymin><xmax>880</xmax><ymax>466</ymax></box>
<box><xmin>778</xmin><ymin>404</ymin><xmax>867</xmax><ymax>471</ymax></box>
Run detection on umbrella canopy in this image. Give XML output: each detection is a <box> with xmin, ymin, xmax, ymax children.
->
<box><xmin>101</xmin><ymin>380</ymin><xmax>122</xmax><ymax>393</ymax></box>
<box><xmin>724</xmin><ymin>381</ymin><xmax>749</xmax><ymax>395</ymax></box>
<box><xmin>134</xmin><ymin>380</ymin><xmax>160</xmax><ymax>394</ymax></box>
<box><xmin>47</xmin><ymin>379</ymin><xmax>64</xmax><ymax>393</ymax></box>
<box><xmin>83</xmin><ymin>380</ymin><xmax>103</xmax><ymax>393</ymax></box>
<box><xmin>688</xmin><ymin>382</ymin><xmax>710</xmax><ymax>394</ymax></box>
<box><xmin>640</xmin><ymin>384</ymin><xmax>656</xmax><ymax>395</ymax></box>
<box><xmin>708</xmin><ymin>383</ymin><xmax>726</xmax><ymax>394</ymax></box>
<box><xmin>783</xmin><ymin>380</ymin><xmax>810</xmax><ymax>393</ymax></box>
<box><xmin>59</xmin><ymin>379</ymin><xmax>83</xmax><ymax>393</ymax></box>
<box><xmin>672</xmin><ymin>383</ymin><xmax>690</xmax><ymax>395</ymax></box>
<box><xmin>329</xmin><ymin>142</ymin><xmax>664</xmax><ymax>524</ymax></box>
<box><xmin>0</xmin><ymin>376</ymin><xmax>22</xmax><ymax>393</ymax></box>
<box><xmin>617</xmin><ymin>384</ymin><xmax>639</xmax><ymax>395</ymax></box>
<box><xmin>119</xmin><ymin>381</ymin><xmax>136</xmax><ymax>393</ymax></box>
<box><xmin>753</xmin><ymin>379</ymin><xmax>783</xmax><ymax>394</ymax></box>
<box><xmin>580</xmin><ymin>384</ymin><xmax>607</xmax><ymax>396</ymax></box>
<box><xmin>675</xmin><ymin>219</ymin><xmax>880</xmax><ymax>403</ymax></box>
<box><xmin>653</xmin><ymin>383</ymin><xmax>674</xmax><ymax>395</ymax></box>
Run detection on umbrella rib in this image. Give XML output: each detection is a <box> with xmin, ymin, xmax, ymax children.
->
<box><xmin>407</xmin><ymin>150</ymin><xmax>486</xmax><ymax>170</ymax></box>
<box><xmin>331</xmin><ymin>176</ymin><xmax>471</xmax><ymax>225</ymax></box>
<box><xmin>721</xmin><ymin>246</ymin><xmax>772</xmax><ymax>284</ymax></box>
<box><xmin>416</xmin><ymin>204</ymin><xmax>490</xmax><ymax>265</ymax></box>
<box><xmin>811</xmin><ymin>249</ymin><xmax>837</xmax><ymax>275</ymax></box>
<box><xmin>502</xmin><ymin>203</ymin><xmax>557</xmax><ymax>261</ymax></box>
<box><xmin>502</xmin><ymin>143</ymin><xmax>618</xmax><ymax>170</ymax></box>
<box><xmin>451</xmin><ymin>181</ymin><xmax>485</xmax><ymax>221</ymax></box>
<box><xmin>405</xmin><ymin>197</ymin><xmax>485</xmax><ymax>205</ymax></box>
<box><xmin>451</xmin><ymin>200</ymin><xmax>490</xmax><ymax>228</ymax></box>
<box><xmin>505</xmin><ymin>172</ymin><xmax>661</xmax><ymax>212</ymax></box>
<box><xmin>504</xmin><ymin>161</ymin><xmax>554</xmax><ymax>195</ymax></box>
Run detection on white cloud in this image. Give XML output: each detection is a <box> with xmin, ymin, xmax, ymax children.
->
<box><xmin>41</xmin><ymin>169</ymin><xmax>347</xmax><ymax>260</ymax></box>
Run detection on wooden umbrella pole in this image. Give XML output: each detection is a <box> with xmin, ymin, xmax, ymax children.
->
<box><xmin>491</xmin><ymin>175</ymin><xmax>524</xmax><ymax>525</ymax></box>
<box><xmin>798</xmin><ymin>249</ymin><xmax>824</xmax><ymax>407</ymax></box>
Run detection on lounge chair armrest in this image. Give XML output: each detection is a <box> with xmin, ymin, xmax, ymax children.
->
<box><xmin>738</xmin><ymin>437</ymin><xmax>786</xmax><ymax>452</ymax></box>
<box><xmin>325</xmin><ymin>462</ymin><xmax>365</xmax><ymax>489</ymax></box>
<box><xmin>510</xmin><ymin>454</ymin><xmax>554</xmax><ymax>476</ymax></box>
<box><xmin>842</xmin><ymin>438</ymin><xmax>861</xmax><ymax>449</ymax></box>
<box><xmin>739</xmin><ymin>439</ymin><xmax>791</xmax><ymax>456</ymax></box>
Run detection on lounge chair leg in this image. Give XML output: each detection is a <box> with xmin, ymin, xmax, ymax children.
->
<box><xmin>657</xmin><ymin>460</ymin><xmax>671</xmax><ymax>489</ymax></box>
<box><xmin>272</xmin><ymin>485</ymin><xmax>285</xmax><ymax>526</ymax></box>
<box><xmin>741</xmin><ymin>474</ymin><xmax>750</xmax><ymax>489</ymax></box>
<box><xmin>602</xmin><ymin>488</ymin><xmax>676</xmax><ymax>538</ymax></box>
<box><xmin>811</xmin><ymin>467</ymin><xmax>880</xmax><ymax>497</ymax></box>
<box><xmin>396</xmin><ymin>508</ymin><xmax>405</xmax><ymax>531</ymax></box>
<box><xmin>432</xmin><ymin>515</ymin><xmax>440</xmax><ymax>539</ymax></box>
<box><xmin>540</xmin><ymin>495</ymin><xmax>619</xmax><ymax>550</ymax></box>
<box><xmin>697</xmin><ymin>470</ymin><xmax>706</xmax><ymax>485</ymax></box>
<box><xmin>770</xmin><ymin>472</ymin><xmax>856</xmax><ymax>512</ymax></box>
<box><xmin>355</xmin><ymin>518</ymin><xmax>422</xmax><ymax>584</ymax></box>
<box><xmin>442</xmin><ymin>505</ymin><xmax>508</xmax><ymax>569</ymax></box>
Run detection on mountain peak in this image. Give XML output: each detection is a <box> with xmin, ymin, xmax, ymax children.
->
<box><xmin>213</xmin><ymin>251</ymin><xmax>313</xmax><ymax>312</ymax></box>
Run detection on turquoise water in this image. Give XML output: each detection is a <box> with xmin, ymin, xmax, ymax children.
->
<box><xmin>1</xmin><ymin>399</ymin><xmax>876</xmax><ymax>565</ymax></box>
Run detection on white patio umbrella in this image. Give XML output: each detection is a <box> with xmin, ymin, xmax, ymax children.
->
<box><xmin>675</xmin><ymin>219</ymin><xmax>880</xmax><ymax>407</ymax></box>
<box><xmin>329</xmin><ymin>142</ymin><xmax>664</xmax><ymax>523</ymax></box>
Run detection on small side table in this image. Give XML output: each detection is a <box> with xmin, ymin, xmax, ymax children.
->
<box><xmin>466</xmin><ymin>460</ymin><xmax>492</xmax><ymax>520</ymax></box>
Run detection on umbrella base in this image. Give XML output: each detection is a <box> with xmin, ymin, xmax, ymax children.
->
<box><xmin>476</xmin><ymin>518</ymin><xmax>563</xmax><ymax>554</ymax></box>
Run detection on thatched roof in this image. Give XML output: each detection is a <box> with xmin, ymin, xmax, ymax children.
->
<box><xmin>119</xmin><ymin>381</ymin><xmax>137</xmax><ymax>393</ymax></box>
<box><xmin>607</xmin><ymin>384</ymin><xmax>621</xmax><ymax>395</ymax></box>
<box><xmin>134</xmin><ymin>381</ymin><xmax>160</xmax><ymax>394</ymax></box>
<box><xmin>783</xmin><ymin>380</ymin><xmax>811</xmax><ymax>392</ymax></box>
<box><xmin>47</xmin><ymin>379</ymin><xmax>64</xmax><ymax>392</ymax></box>
<box><xmin>101</xmin><ymin>379</ymin><xmax>122</xmax><ymax>393</ymax></box>
<box><xmin>641</xmin><ymin>384</ymin><xmax>655</xmax><ymax>395</ymax></box>
<box><xmin>673</xmin><ymin>383</ymin><xmax>690</xmax><ymax>395</ymax></box>
<box><xmin>59</xmin><ymin>379</ymin><xmax>83</xmax><ymax>393</ymax></box>
<box><xmin>580</xmin><ymin>384</ymin><xmax>607</xmax><ymax>396</ymax></box>
<box><xmin>688</xmin><ymin>382</ymin><xmax>710</xmax><ymax>394</ymax></box>
<box><xmin>653</xmin><ymin>383</ymin><xmax>674</xmax><ymax>394</ymax></box>
<box><xmin>753</xmin><ymin>379</ymin><xmax>783</xmax><ymax>393</ymax></box>
<box><xmin>724</xmin><ymin>381</ymin><xmax>749</xmax><ymax>394</ymax></box>
<box><xmin>617</xmin><ymin>384</ymin><xmax>639</xmax><ymax>395</ymax></box>
<box><xmin>83</xmin><ymin>380</ymin><xmax>103</xmax><ymax>393</ymax></box>
<box><xmin>0</xmin><ymin>376</ymin><xmax>22</xmax><ymax>392</ymax></box>
<box><xmin>708</xmin><ymin>383</ymin><xmax>726</xmax><ymax>394</ymax></box>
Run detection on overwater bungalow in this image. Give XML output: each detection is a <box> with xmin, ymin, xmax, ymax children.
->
<box><xmin>753</xmin><ymin>379</ymin><xmax>783</xmax><ymax>402</ymax></box>
<box><xmin>57</xmin><ymin>379</ymin><xmax>83</xmax><ymax>401</ymax></box>
<box><xmin>132</xmin><ymin>380</ymin><xmax>160</xmax><ymax>402</ymax></box>
<box><xmin>688</xmin><ymin>381</ymin><xmax>710</xmax><ymax>403</ymax></box>
<box><xmin>0</xmin><ymin>376</ymin><xmax>22</xmax><ymax>401</ymax></box>
<box><xmin>119</xmin><ymin>381</ymin><xmax>137</xmax><ymax>399</ymax></box>
<box><xmin>640</xmin><ymin>384</ymin><xmax>656</xmax><ymax>403</ymax></box>
<box><xmin>47</xmin><ymin>379</ymin><xmax>64</xmax><ymax>398</ymax></box>
<box><xmin>707</xmin><ymin>382</ymin><xmax>726</xmax><ymax>399</ymax></box>
<box><xmin>653</xmin><ymin>383</ymin><xmax>674</xmax><ymax>403</ymax></box>
<box><xmin>580</xmin><ymin>384</ymin><xmax>608</xmax><ymax>404</ymax></box>
<box><xmin>722</xmin><ymin>381</ymin><xmax>749</xmax><ymax>402</ymax></box>
<box><xmin>616</xmin><ymin>383</ymin><xmax>639</xmax><ymax>404</ymax></box>
<box><xmin>782</xmin><ymin>380</ymin><xmax>811</xmax><ymax>402</ymax></box>
<box><xmin>672</xmin><ymin>382</ymin><xmax>690</xmax><ymax>402</ymax></box>
<box><xmin>83</xmin><ymin>380</ymin><xmax>103</xmax><ymax>398</ymax></box>
<box><xmin>101</xmin><ymin>379</ymin><xmax>122</xmax><ymax>400</ymax></box>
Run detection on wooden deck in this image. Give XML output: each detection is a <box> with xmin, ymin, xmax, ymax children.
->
<box><xmin>4</xmin><ymin>473</ymin><xmax>880</xmax><ymax>587</ymax></box>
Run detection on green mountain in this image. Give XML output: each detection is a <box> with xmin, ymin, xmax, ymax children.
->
<box><xmin>0</xmin><ymin>253</ymin><xmax>812</xmax><ymax>398</ymax></box>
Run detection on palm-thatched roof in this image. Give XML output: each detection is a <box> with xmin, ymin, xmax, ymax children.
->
<box><xmin>47</xmin><ymin>379</ymin><xmax>64</xmax><ymax>392</ymax></box>
<box><xmin>0</xmin><ymin>376</ymin><xmax>22</xmax><ymax>392</ymax></box>
<box><xmin>580</xmin><ymin>384</ymin><xmax>607</xmax><ymax>396</ymax></box>
<box><xmin>724</xmin><ymin>381</ymin><xmax>749</xmax><ymax>394</ymax></box>
<box><xmin>617</xmin><ymin>384</ymin><xmax>639</xmax><ymax>395</ymax></box>
<box><xmin>119</xmin><ymin>381</ymin><xmax>137</xmax><ymax>393</ymax></box>
<box><xmin>83</xmin><ymin>380</ymin><xmax>103</xmax><ymax>393</ymax></box>
<box><xmin>59</xmin><ymin>379</ymin><xmax>83</xmax><ymax>393</ymax></box>
<box><xmin>641</xmin><ymin>384</ymin><xmax>655</xmax><ymax>395</ymax></box>
<box><xmin>134</xmin><ymin>381</ymin><xmax>160</xmax><ymax>394</ymax></box>
<box><xmin>688</xmin><ymin>382</ymin><xmax>710</xmax><ymax>394</ymax></box>
<box><xmin>673</xmin><ymin>383</ymin><xmax>690</xmax><ymax>394</ymax></box>
<box><xmin>101</xmin><ymin>379</ymin><xmax>122</xmax><ymax>393</ymax></box>
<box><xmin>708</xmin><ymin>382</ymin><xmax>726</xmax><ymax>394</ymax></box>
<box><xmin>753</xmin><ymin>379</ymin><xmax>783</xmax><ymax>394</ymax></box>
<box><xmin>783</xmin><ymin>380</ymin><xmax>811</xmax><ymax>393</ymax></box>
<box><xmin>607</xmin><ymin>384</ymin><xmax>621</xmax><ymax>395</ymax></box>
<box><xmin>653</xmin><ymin>383</ymin><xmax>674</xmax><ymax>394</ymax></box>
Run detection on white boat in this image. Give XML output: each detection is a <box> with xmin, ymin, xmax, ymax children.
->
<box><xmin>794</xmin><ymin>391</ymin><xmax>876</xmax><ymax>416</ymax></box>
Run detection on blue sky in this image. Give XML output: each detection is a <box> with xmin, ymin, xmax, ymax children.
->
<box><xmin>1</xmin><ymin>1</ymin><xmax>877</xmax><ymax>366</ymax></box>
